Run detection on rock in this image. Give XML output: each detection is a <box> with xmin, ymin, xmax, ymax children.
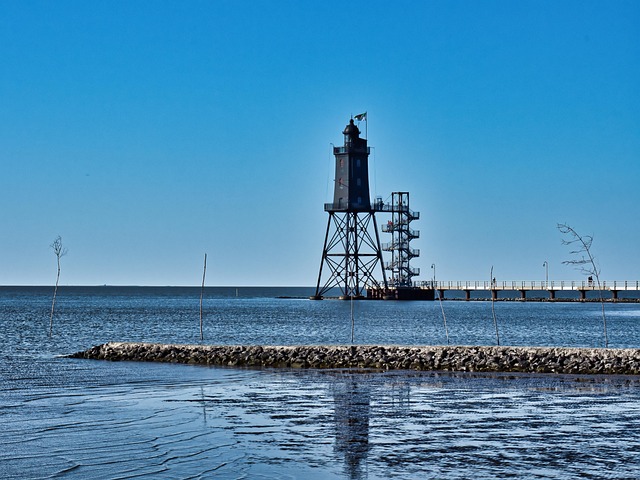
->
<box><xmin>65</xmin><ymin>343</ymin><xmax>640</xmax><ymax>376</ymax></box>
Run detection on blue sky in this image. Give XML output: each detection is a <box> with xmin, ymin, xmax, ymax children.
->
<box><xmin>1</xmin><ymin>0</ymin><xmax>638</xmax><ymax>286</ymax></box>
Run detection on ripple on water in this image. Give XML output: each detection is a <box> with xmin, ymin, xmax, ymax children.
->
<box><xmin>2</xmin><ymin>366</ymin><xmax>640</xmax><ymax>479</ymax></box>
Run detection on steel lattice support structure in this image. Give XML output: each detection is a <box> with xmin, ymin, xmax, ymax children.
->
<box><xmin>314</xmin><ymin>211</ymin><xmax>387</xmax><ymax>299</ymax></box>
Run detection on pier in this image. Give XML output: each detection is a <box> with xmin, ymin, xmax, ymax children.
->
<box><xmin>368</xmin><ymin>281</ymin><xmax>640</xmax><ymax>301</ymax></box>
<box><xmin>422</xmin><ymin>280</ymin><xmax>640</xmax><ymax>301</ymax></box>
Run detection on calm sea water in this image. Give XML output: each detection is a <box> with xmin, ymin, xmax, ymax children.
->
<box><xmin>2</xmin><ymin>286</ymin><xmax>640</xmax><ymax>479</ymax></box>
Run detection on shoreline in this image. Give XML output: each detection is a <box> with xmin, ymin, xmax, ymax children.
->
<box><xmin>69</xmin><ymin>343</ymin><xmax>640</xmax><ymax>375</ymax></box>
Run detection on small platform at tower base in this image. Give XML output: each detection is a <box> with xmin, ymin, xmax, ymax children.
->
<box><xmin>367</xmin><ymin>287</ymin><xmax>435</xmax><ymax>301</ymax></box>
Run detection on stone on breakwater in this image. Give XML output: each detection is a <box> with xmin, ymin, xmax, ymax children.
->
<box><xmin>67</xmin><ymin>343</ymin><xmax>640</xmax><ymax>375</ymax></box>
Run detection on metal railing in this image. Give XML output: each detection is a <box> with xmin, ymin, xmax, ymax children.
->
<box><xmin>333</xmin><ymin>146</ymin><xmax>371</xmax><ymax>155</ymax></box>
<box><xmin>381</xmin><ymin>224</ymin><xmax>420</xmax><ymax>238</ymax></box>
<box><xmin>384</xmin><ymin>262</ymin><xmax>420</xmax><ymax>275</ymax></box>
<box><xmin>322</xmin><ymin>199</ymin><xmax>420</xmax><ymax>219</ymax></box>
<box><xmin>324</xmin><ymin>202</ymin><xmax>372</xmax><ymax>212</ymax></box>
<box><xmin>412</xmin><ymin>280</ymin><xmax>640</xmax><ymax>291</ymax></box>
<box><xmin>372</xmin><ymin>202</ymin><xmax>420</xmax><ymax>219</ymax></box>
<box><xmin>381</xmin><ymin>242</ymin><xmax>419</xmax><ymax>256</ymax></box>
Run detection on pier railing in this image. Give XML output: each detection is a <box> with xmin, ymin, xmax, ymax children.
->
<box><xmin>413</xmin><ymin>280</ymin><xmax>640</xmax><ymax>291</ymax></box>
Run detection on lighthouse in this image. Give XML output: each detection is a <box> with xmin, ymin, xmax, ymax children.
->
<box><xmin>332</xmin><ymin>119</ymin><xmax>371</xmax><ymax>212</ymax></box>
<box><xmin>312</xmin><ymin>119</ymin><xmax>387</xmax><ymax>299</ymax></box>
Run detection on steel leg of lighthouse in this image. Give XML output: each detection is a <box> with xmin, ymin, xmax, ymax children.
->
<box><xmin>313</xmin><ymin>211</ymin><xmax>386</xmax><ymax>299</ymax></box>
<box><xmin>310</xmin><ymin>215</ymin><xmax>333</xmax><ymax>300</ymax></box>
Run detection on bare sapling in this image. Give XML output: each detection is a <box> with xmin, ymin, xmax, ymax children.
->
<box><xmin>490</xmin><ymin>266</ymin><xmax>500</xmax><ymax>345</ymax></box>
<box><xmin>200</xmin><ymin>253</ymin><xmax>207</xmax><ymax>341</ymax></box>
<box><xmin>558</xmin><ymin>223</ymin><xmax>608</xmax><ymax>347</ymax></box>
<box><xmin>49</xmin><ymin>236</ymin><xmax>68</xmax><ymax>337</ymax></box>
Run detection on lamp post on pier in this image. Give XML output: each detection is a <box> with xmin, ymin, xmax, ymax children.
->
<box><xmin>543</xmin><ymin>261</ymin><xmax>549</xmax><ymax>288</ymax></box>
<box><xmin>431</xmin><ymin>263</ymin><xmax>436</xmax><ymax>288</ymax></box>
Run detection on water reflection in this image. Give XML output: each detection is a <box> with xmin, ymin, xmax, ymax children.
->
<box><xmin>388</xmin><ymin>378</ymin><xmax>412</xmax><ymax>410</ymax></box>
<box><xmin>5</xmin><ymin>362</ymin><xmax>640</xmax><ymax>480</ymax></box>
<box><xmin>332</xmin><ymin>375</ymin><xmax>372</xmax><ymax>480</ymax></box>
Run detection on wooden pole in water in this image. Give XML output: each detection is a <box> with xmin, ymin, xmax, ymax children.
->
<box><xmin>200</xmin><ymin>253</ymin><xmax>207</xmax><ymax>341</ymax></box>
<box><xmin>350</xmin><ymin>294</ymin><xmax>355</xmax><ymax>344</ymax></box>
<box><xmin>490</xmin><ymin>265</ymin><xmax>500</xmax><ymax>346</ymax></box>
<box><xmin>436</xmin><ymin>288</ymin><xmax>449</xmax><ymax>345</ymax></box>
<box><xmin>433</xmin><ymin>263</ymin><xmax>449</xmax><ymax>344</ymax></box>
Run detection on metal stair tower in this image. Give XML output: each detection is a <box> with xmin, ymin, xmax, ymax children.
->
<box><xmin>381</xmin><ymin>192</ymin><xmax>420</xmax><ymax>287</ymax></box>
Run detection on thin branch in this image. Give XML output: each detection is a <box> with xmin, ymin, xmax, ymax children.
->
<box><xmin>49</xmin><ymin>236</ymin><xmax>67</xmax><ymax>337</ymax></box>
<box><xmin>558</xmin><ymin>223</ymin><xmax>608</xmax><ymax>347</ymax></box>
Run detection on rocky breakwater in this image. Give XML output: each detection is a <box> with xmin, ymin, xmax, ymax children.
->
<box><xmin>69</xmin><ymin>342</ymin><xmax>640</xmax><ymax>375</ymax></box>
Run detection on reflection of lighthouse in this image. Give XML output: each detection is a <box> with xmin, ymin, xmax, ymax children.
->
<box><xmin>332</xmin><ymin>377</ymin><xmax>371</xmax><ymax>480</ymax></box>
